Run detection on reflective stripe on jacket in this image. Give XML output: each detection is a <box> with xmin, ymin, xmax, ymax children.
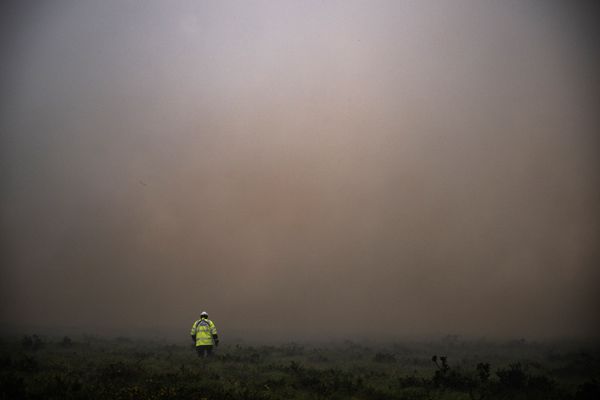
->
<box><xmin>190</xmin><ymin>319</ymin><xmax>217</xmax><ymax>346</ymax></box>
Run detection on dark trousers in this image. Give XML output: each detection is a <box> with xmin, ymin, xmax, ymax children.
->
<box><xmin>196</xmin><ymin>345</ymin><xmax>213</xmax><ymax>358</ymax></box>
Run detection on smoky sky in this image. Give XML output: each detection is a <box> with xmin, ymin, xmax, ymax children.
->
<box><xmin>1</xmin><ymin>0</ymin><xmax>599</xmax><ymax>341</ymax></box>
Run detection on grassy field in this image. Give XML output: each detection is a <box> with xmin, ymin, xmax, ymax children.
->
<box><xmin>1</xmin><ymin>334</ymin><xmax>598</xmax><ymax>399</ymax></box>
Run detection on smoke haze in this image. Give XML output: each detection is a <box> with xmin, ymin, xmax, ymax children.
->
<box><xmin>1</xmin><ymin>1</ymin><xmax>599</xmax><ymax>341</ymax></box>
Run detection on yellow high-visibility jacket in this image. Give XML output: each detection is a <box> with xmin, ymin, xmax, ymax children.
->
<box><xmin>190</xmin><ymin>318</ymin><xmax>218</xmax><ymax>346</ymax></box>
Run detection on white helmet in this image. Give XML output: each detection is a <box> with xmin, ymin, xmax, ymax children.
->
<box><xmin>201</xmin><ymin>311</ymin><xmax>208</xmax><ymax>317</ymax></box>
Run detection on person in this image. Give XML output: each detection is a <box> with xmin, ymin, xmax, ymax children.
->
<box><xmin>190</xmin><ymin>311</ymin><xmax>219</xmax><ymax>358</ymax></box>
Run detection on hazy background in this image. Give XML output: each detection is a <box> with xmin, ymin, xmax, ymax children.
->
<box><xmin>1</xmin><ymin>0</ymin><xmax>598</xmax><ymax>342</ymax></box>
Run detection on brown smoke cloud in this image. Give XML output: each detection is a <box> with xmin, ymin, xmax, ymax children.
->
<box><xmin>1</xmin><ymin>1</ymin><xmax>598</xmax><ymax>341</ymax></box>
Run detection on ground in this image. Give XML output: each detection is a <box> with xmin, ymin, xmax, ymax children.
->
<box><xmin>1</xmin><ymin>335</ymin><xmax>599</xmax><ymax>399</ymax></box>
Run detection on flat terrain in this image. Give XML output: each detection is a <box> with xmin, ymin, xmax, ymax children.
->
<box><xmin>1</xmin><ymin>335</ymin><xmax>598</xmax><ymax>399</ymax></box>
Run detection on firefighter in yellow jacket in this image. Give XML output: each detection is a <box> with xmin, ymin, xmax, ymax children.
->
<box><xmin>190</xmin><ymin>311</ymin><xmax>219</xmax><ymax>357</ymax></box>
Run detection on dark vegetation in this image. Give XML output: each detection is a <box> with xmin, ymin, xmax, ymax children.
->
<box><xmin>1</xmin><ymin>335</ymin><xmax>598</xmax><ymax>399</ymax></box>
